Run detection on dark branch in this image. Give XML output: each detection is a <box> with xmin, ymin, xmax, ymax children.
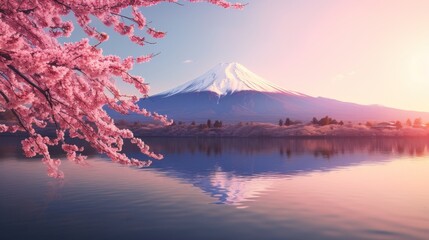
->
<box><xmin>7</xmin><ymin>64</ymin><xmax>46</xmax><ymax>93</ymax></box>
<box><xmin>111</xmin><ymin>12</ymin><xmax>135</xmax><ymax>22</ymax></box>
<box><xmin>18</xmin><ymin>8</ymin><xmax>37</xmax><ymax>14</ymax></box>
<box><xmin>52</xmin><ymin>0</ymin><xmax>71</xmax><ymax>10</ymax></box>
<box><xmin>0</xmin><ymin>52</ymin><xmax>12</xmax><ymax>60</ymax></box>
<box><xmin>0</xmin><ymin>90</ymin><xmax>30</xmax><ymax>133</ymax></box>
<box><xmin>1</xmin><ymin>53</ymin><xmax>59</xmax><ymax>128</ymax></box>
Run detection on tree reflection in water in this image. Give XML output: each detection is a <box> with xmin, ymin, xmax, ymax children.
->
<box><xmin>142</xmin><ymin>137</ymin><xmax>429</xmax><ymax>158</ymax></box>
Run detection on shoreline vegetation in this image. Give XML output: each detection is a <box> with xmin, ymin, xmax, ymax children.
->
<box><xmin>118</xmin><ymin>119</ymin><xmax>429</xmax><ymax>138</ymax></box>
<box><xmin>2</xmin><ymin>112</ymin><xmax>429</xmax><ymax>138</ymax></box>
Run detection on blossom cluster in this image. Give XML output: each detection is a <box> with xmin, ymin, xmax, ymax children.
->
<box><xmin>0</xmin><ymin>0</ymin><xmax>243</xmax><ymax>178</ymax></box>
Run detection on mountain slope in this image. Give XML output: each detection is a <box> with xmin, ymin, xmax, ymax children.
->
<box><xmin>109</xmin><ymin>63</ymin><xmax>429</xmax><ymax>123</ymax></box>
<box><xmin>159</xmin><ymin>62</ymin><xmax>304</xmax><ymax>97</ymax></box>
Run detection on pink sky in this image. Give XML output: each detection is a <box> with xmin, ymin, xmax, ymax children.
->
<box><xmin>93</xmin><ymin>0</ymin><xmax>429</xmax><ymax>113</ymax></box>
<box><xmin>237</xmin><ymin>0</ymin><xmax>429</xmax><ymax>112</ymax></box>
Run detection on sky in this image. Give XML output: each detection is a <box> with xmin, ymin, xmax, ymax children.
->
<box><xmin>68</xmin><ymin>0</ymin><xmax>429</xmax><ymax>112</ymax></box>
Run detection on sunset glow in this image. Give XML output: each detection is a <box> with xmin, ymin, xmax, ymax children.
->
<box><xmin>96</xmin><ymin>0</ymin><xmax>429</xmax><ymax>112</ymax></box>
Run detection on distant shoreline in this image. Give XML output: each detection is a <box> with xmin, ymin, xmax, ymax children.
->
<box><xmin>126</xmin><ymin>122</ymin><xmax>429</xmax><ymax>138</ymax></box>
<box><xmin>2</xmin><ymin>122</ymin><xmax>428</xmax><ymax>138</ymax></box>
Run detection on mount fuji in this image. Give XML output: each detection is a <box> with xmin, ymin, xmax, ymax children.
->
<box><xmin>111</xmin><ymin>62</ymin><xmax>429</xmax><ymax>123</ymax></box>
<box><xmin>160</xmin><ymin>62</ymin><xmax>303</xmax><ymax>97</ymax></box>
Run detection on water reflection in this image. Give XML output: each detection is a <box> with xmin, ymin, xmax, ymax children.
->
<box><xmin>143</xmin><ymin>137</ymin><xmax>429</xmax><ymax>158</ymax></box>
<box><xmin>1</xmin><ymin>137</ymin><xmax>429</xmax><ymax>239</ymax></box>
<box><xmin>2</xmin><ymin>137</ymin><xmax>429</xmax><ymax>208</ymax></box>
<box><xmin>3</xmin><ymin>136</ymin><xmax>427</xmax><ymax>159</ymax></box>
<box><xmin>198</xmin><ymin>170</ymin><xmax>276</xmax><ymax>208</ymax></box>
<box><xmin>0</xmin><ymin>136</ymin><xmax>97</xmax><ymax>159</ymax></box>
<box><xmin>139</xmin><ymin>137</ymin><xmax>429</xmax><ymax>207</ymax></box>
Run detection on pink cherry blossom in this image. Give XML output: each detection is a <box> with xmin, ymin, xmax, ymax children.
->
<box><xmin>0</xmin><ymin>0</ymin><xmax>243</xmax><ymax>178</ymax></box>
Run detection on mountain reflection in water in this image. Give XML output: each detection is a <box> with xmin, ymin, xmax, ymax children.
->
<box><xmin>1</xmin><ymin>137</ymin><xmax>428</xmax><ymax>208</ymax></box>
<box><xmin>137</xmin><ymin>137</ymin><xmax>429</xmax><ymax>207</ymax></box>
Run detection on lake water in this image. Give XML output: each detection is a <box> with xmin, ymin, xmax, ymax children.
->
<box><xmin>1</xmin><ymin>137</ymin><xmax>429</xmax><ymax>240</ymax></box>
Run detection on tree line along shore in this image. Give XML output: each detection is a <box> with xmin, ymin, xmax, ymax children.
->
<box><xmin>115</xmin><ymin>116</ymin><xmax>429</xmax><ymax>138</ymax></box>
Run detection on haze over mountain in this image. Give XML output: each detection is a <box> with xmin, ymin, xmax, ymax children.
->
<box><xmin>110</xmin><ymin>63</ymin><xmax>429</xmax><ymax>123</ymax></box>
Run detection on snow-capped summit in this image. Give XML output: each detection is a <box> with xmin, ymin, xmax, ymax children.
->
<box><xmin>159</xmin><ymin>62</ymin><xmax>303</xmax><ymax>97</ymax></box>
<box><xmin>108</xmin><ymin>62</ymin><xmax>429</xmax><ymax>123</ymax></box>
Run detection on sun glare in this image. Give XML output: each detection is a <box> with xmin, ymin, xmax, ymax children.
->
<box><xmin>407</xmin><ymin>46</ymin><xmax>429</xmax><ymax>86</ymax></box>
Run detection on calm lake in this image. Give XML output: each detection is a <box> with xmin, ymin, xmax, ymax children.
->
<box><xmin>1</xmin><ymin>137</ymin><xmax>429</xmax><ymax>240</ymax></box>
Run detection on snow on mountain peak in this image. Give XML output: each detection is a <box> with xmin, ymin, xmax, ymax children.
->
<box><xmin>159</xmin><ymin>62</ymin><xmax>304</xmax><ymax>97</ymax></box>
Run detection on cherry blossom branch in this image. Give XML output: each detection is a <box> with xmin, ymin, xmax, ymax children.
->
<box><xmin>0</xmin><ymin>0</ymin><xmax>244</xmax><ymax>178</ymax></box>
<box><xmin>6</xmin><ymin>64</ymin><xmax>58</xmax><ymax>124</ymax></box>
<box><xmin>0</xmin><ymin>90</ymin><xmax>30</xmax><ymax>133</ymax></box>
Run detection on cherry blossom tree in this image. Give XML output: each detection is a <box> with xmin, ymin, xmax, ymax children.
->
<box><xmin>0</xmin><ymin>0</ymin><xmax>243</xmax><ymax>178</ymax></box>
